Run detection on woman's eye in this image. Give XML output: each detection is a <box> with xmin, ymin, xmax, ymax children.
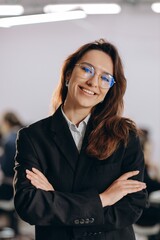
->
<box><xmin>101</xmin><ymin>75</ymin><xmax>109</xmax><ymax>82</ymax></box>
<box><xmin>82</xmin><ymin>66</ymin><xmax>92</xmax><ymax>74</ymax></box>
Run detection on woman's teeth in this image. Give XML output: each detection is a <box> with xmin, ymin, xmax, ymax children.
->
<box><xmin>81</xmin><ymin>88</ymin><xmax>95</xmax><ymax>95</ymax></box>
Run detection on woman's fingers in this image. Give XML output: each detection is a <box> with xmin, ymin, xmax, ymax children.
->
<box><xmin>118</xmin><ymin>170</ymin><xmax>140</xmax><ymax>181</ymax></box>
<box><xmin>32</xmin><ymin>168</ymin><xmax>49</xmax><ymax>183</ymax></box>
<box><xmin>116</xmin><ymin>171</ymin><xmax>146</xmax><ymax>191</ymax></box>
<box><xmin>26</xmin><ymin>170</ymin><xmax>45</xmax><ymax>185</ymax></box>
<box><xmin>116</xmin><ymin>179</ymin><xmax>146</xmax><ymax>187</ymax></box>
<box><xmin>26</xmin><ymin>169</ymin><xmax>47</xmax><ymax>183</ymax></box>
<box><xmin>26</xmin><ymin>168</ymin><xmax>54</xmax><ymax>191</ymax></box>
<box><xmin>100</xmin><ymin>174</ymin><xmax>147</xmax><ymax>207</ymax></box>
<box><xmin>114</xmin><ymin>171</ymin><xmax>146</xmax><ymax>195</ymax></box>
<box><xmin>115</xmin><ymin>179</ymin><xmax>146</xmax><ymax>192</ymax></box>
<box><xmin>122</xmin><ymin>182</ymin><xmax>146</xmax><ymax>191</ymax></box>
<box><xmin>26</xmin><ymin>170</ymin><xmax>45</xmax><ymax>187</ymax></box>
<box><xmin>122</xmin><ymin>184</ymin><xmax>146</xmax><ymax>195</ymax></box>
<box><xmin>31</xmin><ymin>179</ymin><xmax>50</xmax><ymax>190</ymax></box>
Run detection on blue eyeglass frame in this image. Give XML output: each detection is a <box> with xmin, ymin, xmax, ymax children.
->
<box><xmin>75</xmin><ymin>62</ymin><xmax>116</xmax><ymax>89</ymax></box>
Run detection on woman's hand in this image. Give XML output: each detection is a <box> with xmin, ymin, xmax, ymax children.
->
<box><xmin>99</xmin><ymin>170</ymin><xmax>146</xmax><ymax>207</ymax></box>
<box><xmin>26</xmin><ymin>168</ymin><xmax>54</xmax><ymax>191</ymax></box>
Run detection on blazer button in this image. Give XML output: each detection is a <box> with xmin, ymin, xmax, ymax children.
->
<box><xmin>89</xmin><ymin>218</ymin><xmax>95</xmax><ymax>223</ymax></box>
<box><xmin>74</xmin><ymin>219</ymin><xmax>79</xmax><ymax>224</ymax></box>
<box><xmin>85</xmin><ymin>218</ymin><xmax>90</xmax><ymax>224</ymax></box>
<box><xmin>88</xmin><ymin>232</ymin><xmax>93</xmax><ymax>236</ymax></box>
<box><xmin>80</xmin><ymin>219</ymin><xmax>85</xmax><ymax>224</ymax></box>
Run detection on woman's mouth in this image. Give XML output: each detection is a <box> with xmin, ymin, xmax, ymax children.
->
<box><xmin>79</xmin><ymin>86</ymin><xmax>96</xmax><ymax>95</ymax></box>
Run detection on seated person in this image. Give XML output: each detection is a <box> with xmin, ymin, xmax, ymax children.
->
<box><xmin>0</xmin><ymin>112</ymin><xmax>23</xmax><ymax>200</ymax></box>
<box><xmin>136</xmin><ymin>129</ymin><xmax>160</xmax><ymax>226</ymax></box>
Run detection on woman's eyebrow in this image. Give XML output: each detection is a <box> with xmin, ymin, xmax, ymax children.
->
<box><xmin>80</xmin><ymin>61</ymin><xmax>94</xmax><ymax>67</ymax></box>
<box><xmin>80</xmin><ymin>61</ymin><xmax>112</xmax><ymax>75</ymax></box>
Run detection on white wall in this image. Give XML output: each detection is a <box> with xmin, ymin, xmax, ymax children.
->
<box><xmin>0</xmin><ymin>4</ymin><xmax>160</xmax><ymax>162</ymax></box>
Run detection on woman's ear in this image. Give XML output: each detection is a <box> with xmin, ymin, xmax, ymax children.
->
<box><xmin>66</xmin><ymin>71</ymin><xmax>71</xmax><ymax>80</ymax></box>
<box><xmin>65</xmin><ymin>80</ymin><xmax>69</xmax><ymax>87</ymax></box>
<box><xmin>65</xmin><ymin>71</ymin><xmax>71</xmax><ymax>87</ymax></box>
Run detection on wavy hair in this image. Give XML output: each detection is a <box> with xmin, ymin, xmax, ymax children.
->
<box><xmin>51</xmin><ymin>39</ymin><xmax>138</xmax><ymax>159</ymax></box>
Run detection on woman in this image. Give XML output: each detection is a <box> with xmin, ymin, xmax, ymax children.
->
<box><xmin>14</xmin><ymin>39</ymin><xmax>148</xmax><ymax>240</ymax></box>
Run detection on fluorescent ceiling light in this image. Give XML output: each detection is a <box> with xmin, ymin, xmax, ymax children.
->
<box><xmin>151</xmin><ymin>2</ymin><xmax>160</xmax><ymax>13</ymax></box>
<box><xmin>44</xmin><ymin>4</ymin><xmax>80</xmax><ymax>13</ymax></box>
<box><xmin>0</xmin><ymin>5</ymin><xmax>24</xmax><ymax>16</ymax></box>
<box><xmin>81</xmin><ymin>4</ymin><xmax>121</xmax><ymax>14</ymax></box>
<box><xmin>44</xmin><ymin>4</ymin><xmax>121</xmax><ymax>14</ymax></box>
<box><xmin>0</xmin><ymin>11</ymin><xmax>86</xmax><ymax>28</ymax></box>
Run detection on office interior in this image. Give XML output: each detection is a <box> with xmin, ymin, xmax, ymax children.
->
<box><xmin>0</xmin><ymin>0</ymin><xmax>160</xmax><ymax>239</ymax></box>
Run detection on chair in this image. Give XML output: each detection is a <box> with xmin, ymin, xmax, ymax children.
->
<box><xmin>0</xmin><ymin>198</ymin><xmax>19</xmax><ymax>235</ymax></box>
<box><xmin>0</xmin><ymin>227</ymin><xmax>15</xmax><ymax>239</ymax></box>
<box><xmin>133</xmin><ymin>224</ymin><xmax>160</xmax><ymax>240</ymax></box>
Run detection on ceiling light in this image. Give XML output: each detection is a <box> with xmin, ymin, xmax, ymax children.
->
<box><xmin>0</xmin><ymin>5</ymin><xmax>24</xmax><ymax>16</ymax></box>
<box><xmin>0</xmin><ymin>11</ymin><xmax>86</xmax><ymax>28</ymax></box>
<box><xmin>82</xmin><ymin>4</ymin><xmax>121</xmax><ymax>14</ymax></box>
<box><xmin>44</xmin><ymin>4</ymin><xmax>121</xmax><ymax>14</ymax></box>
<box><xmin>44</xmin><ymin>4</ymin><xmax>80</xmax><ymax>13</ymax></box>
<box><xmin>151</xmin><ymin>2</ymin><xmax>160</xmax><ymax>13</ymax></box>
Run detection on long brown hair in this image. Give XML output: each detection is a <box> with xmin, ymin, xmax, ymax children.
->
<box><xmin>52</xmin><ymin>39</ymin><xmax>138</xmax><ymax>160</ymax></box>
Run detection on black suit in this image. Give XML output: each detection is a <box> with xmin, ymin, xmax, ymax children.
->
<box><xmin>14</xmin><ymin>107</ymin><xmax>148</xmax><ymax>240</ymax></box>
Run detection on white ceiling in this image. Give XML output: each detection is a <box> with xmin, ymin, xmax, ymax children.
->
<box><xmin>0</xmin><ymin>0</ymin><xmax>157</xmax><ymax>16</ymax></box>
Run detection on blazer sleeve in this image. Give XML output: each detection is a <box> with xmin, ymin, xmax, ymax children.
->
<box><xmin>14</xmin><ymin>128</ymin><xmax>104</xmax><ymax>226</ymax></box>
<box><xmin>73</xmin><ymin>133</ymin><xmax>149</xmax><ymax>239</ymax></box>
<box><xmin>100</xmin><ymin>133</ymin><xmax>148</xmax><ymax>231</ymax></box>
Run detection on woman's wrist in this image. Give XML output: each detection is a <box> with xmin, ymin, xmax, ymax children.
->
<box><xmin>99</xmin><ymin>192</ymin><xmax>112</xmax><ymax>207</ymax></box>
<box><xmin>99</xmin><ymin>193</ymin><xmax>106</xmax><ymax>207</ymax></box>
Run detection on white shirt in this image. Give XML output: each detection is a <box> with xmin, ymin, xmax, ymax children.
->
<box><xmin>61</xmin><ymin>107</ymin><xmax>90</xmax><ymax>152</ymax></box>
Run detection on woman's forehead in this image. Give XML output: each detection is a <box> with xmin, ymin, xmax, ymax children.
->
<box><xmin>78</xmin><ymin>50</ymin><xmax>114</xmax><ymax>74</ymax></box>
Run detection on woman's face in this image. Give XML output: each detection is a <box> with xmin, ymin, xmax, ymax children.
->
<box><xmin>65</xmin><ymin>50</ymin><xmax>114</xmax><ymax>112</ymax></box>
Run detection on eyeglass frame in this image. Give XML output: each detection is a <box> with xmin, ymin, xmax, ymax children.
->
<box><xmin>74</xmin><ymin>62</ymin><xmax>116</xmax><ymax>89</ymax></box>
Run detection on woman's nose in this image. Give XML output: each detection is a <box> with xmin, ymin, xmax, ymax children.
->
<box><xmin>86</xmin><ymin>74</ymin><xmax>99</xmax><ymax>87</ymax></box>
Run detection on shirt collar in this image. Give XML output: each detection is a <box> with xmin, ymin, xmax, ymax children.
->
<box><xmin>61</xmin><ymin>106</ymin><xmax>90</xmax><ymax>128</ymax></box>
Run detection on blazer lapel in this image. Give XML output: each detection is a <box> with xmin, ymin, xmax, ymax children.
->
<box><xmin>49</xmin><ymin>106</ymin><xmax>79</xmax><ymax>171</ymax></box>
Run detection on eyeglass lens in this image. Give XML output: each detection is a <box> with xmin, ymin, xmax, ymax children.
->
<box><xmin>77</xmin><ymin>63</ymin><xmax>115</xmax><ymax>88</ymax></box>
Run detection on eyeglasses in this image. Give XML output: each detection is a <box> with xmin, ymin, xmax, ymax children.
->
<box><xmin>75</xmin><ymin>62</ymin><xmax>115</xmax><ymax>89</ymax></box>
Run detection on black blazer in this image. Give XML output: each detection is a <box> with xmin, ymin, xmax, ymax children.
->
<box><xmin>14</xmin><ymin>107</ymin><xmax>148</xmax><ymax>240</ymax></box>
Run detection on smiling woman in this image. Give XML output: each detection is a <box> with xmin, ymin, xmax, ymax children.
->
<box><xmin>64</xmin><ymin>50</ymin><xmax>113</xmax><ymax>116</ymax></box>
<box><xmin>13</xmin><ymin>39</ymin><xmax>148</xmax><ymax>240</ymax></box>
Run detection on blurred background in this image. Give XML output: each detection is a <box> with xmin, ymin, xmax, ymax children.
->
<box><xmin>0</xmin><ymin>0</ymin><xmax>160</xmax><ymax>239</ymax></box>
